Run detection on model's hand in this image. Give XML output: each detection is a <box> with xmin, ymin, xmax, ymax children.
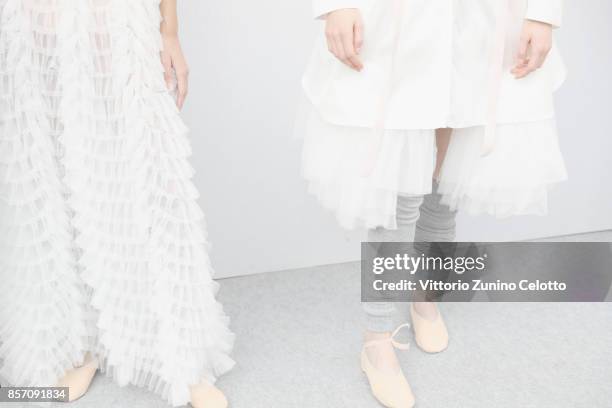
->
<box><xmin>512</xmin><ymin>20</ymin><xmax>553</xmax><ymax>79</ymax></box>
<box><xmin>161</xmin><ymin>34</ymin><xmax>189</xmax><ymax>109</ymax></box>
<box><xmin>325</xmin><ymin>9</ymin><xmax>364</xmax><ymax>72</ymax></box>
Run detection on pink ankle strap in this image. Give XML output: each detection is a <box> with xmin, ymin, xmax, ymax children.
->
<box><xmin>364</xmin><ymin>323</ymin><xmax>411</xmax><ymax>350</ymax></box>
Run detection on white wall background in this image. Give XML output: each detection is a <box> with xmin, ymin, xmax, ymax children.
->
<box><xmin>179</xmin><ymin>1</ymin><xmax>612</xmax><ymax>278</ymax></box>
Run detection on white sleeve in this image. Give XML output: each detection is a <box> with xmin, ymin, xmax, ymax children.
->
<box><xmin>312</xmin><ymin>0</ymin><xmax>365</xmax><ymax>19</ymax></box>
<box><xmin>526</xmin><ymin>0</ymin><xmax>563</xmax><ymax>28</ymax></box>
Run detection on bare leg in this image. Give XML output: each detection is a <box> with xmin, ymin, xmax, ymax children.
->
<box><xmin>433</xmin><ymin>127</ymin><xmax>452</xmax><ymax>181</ymax></box>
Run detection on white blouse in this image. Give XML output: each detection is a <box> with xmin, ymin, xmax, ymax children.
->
<box><xmin>303</xmin><ymin>0</ymin><xmax>566</xmax><ymax>132</ymax></box>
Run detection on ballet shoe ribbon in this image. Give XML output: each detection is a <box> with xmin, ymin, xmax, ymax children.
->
<box><xmin>364</xmin><ymin>323</ymin><xmax>412</xmax><ymax>351</ymax></box>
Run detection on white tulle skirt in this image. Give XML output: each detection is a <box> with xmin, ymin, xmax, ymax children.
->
<box><xmin>0</xmin><ymin>1</ymin><xmax>234</xmax><ymax>406</ymax></box>
<box><xmin>302</xmin><ymin>109</ymin><xmax>568</xmax><ymax>230</ymax></box>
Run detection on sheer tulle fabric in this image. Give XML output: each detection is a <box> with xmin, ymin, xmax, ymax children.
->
<box><xmin>0</xmin><ymin>1</ymin><xmax>234</xmax><ymax>406</ymax></box>
<box><xmin>301</xmin><ymin>109</ymin><xmax>567</xmax><ymax>230</ymax></box>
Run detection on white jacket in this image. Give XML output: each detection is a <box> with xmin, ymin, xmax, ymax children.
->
<box><xmin>313</xmin><ymin>0</ymin><xmax>563</xmax><ymax>26</ymax></box>
<box><xmin>303</xmin><ymin>0</ymin><xmax>566</xmax><ymax>131</ymax></box>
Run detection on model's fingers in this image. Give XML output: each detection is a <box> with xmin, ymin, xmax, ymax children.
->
<box><xmin>354</xmin><ymin>20</ymin><xmax>364</xmax><ymax>55</ymax></box>
<box><xmin>342</xmin><ymin>31</ymin><xmax>362</xmax><ymax>71</ymax></box>
<box><xmin>175</xmin><ymin>61</ymin><xmax>189</xmax><ymax>109</ymax></box>
<box><xmin>513</xmin><ymin>66</ymin><xmax>529</xmax><ymax>79</ymax></box>
<box><xmin>515</xmin><ymin>59</ymin><xmax>538</xmax><ymax>79</ymax></box>
<box><xmin>513</xmin><ymin>57</ymin><xmax>534</xmax><ymax>78</ymax></box>
<box><xmin>511</xmin><ymin>59</ymin><xmax>528</xmax><ymax>75</ymax></box>
<box><xmin>332</xmin><ymin>36</ymin><xmax>342</xmax><ymax>61</ymax></box>
<box><xmin>176</xmin><ymin>76</ymin><xmax>188</xmax><ymax>109</ymax></box>
<box><xmin>326</xmin><ymin>28</ymin><xmax>343</xmax><ymax>62</ymax></box>
<box><xmin>525</xmin><ymin>61</ymin><xmax>538</xmax><ymax>78</ymax></box>
<box><xmin>516</xmin><ymin>40</ymin><xmax>549</xmax><ymax>79</ymax></box>
<box><xmin>333</xmin><ymin>35</ymin><xmax>351</xmax><ymax>69</ymax></box>
<box><xmin>325</xmin><ymin>29</ymin><xmax>336</xmax><ymax>56</ymax></box>
<box><xmin>326</xmin><ymin>37</ymin><xmax>335</xmax><ymax>55</ymax></box>
<box><xmin>515</xmin><ymin>33</ymin><xmax>530</xmax><ymax>68</ymax></box>
<box><xmin>161</xmin><ymin>51</ymin><xmax>173</xmax><ymax>90</ymax></box>
<box><xmin>533</xmin><ymin>41</ymin><xmax>551</xmax><ymax>69</ymax></box>
<box><xmin>513</xmin><ymin>34</ymin><xmax>533</xmax><ymax>78</ymax></box>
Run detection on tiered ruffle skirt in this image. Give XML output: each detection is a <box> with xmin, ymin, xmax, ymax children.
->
<box><xmin>302</xmin><ymin>109</ymin><xmax>567</xmax><ymax>230</ymax></box>
<box><xmin>0</xmin><ymin>1</ymin><xmax>234</xmax><ymax>406</ymax></box>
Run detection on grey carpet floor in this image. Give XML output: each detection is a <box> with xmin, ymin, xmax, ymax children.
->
<box><xmin>4</xmin><ymin>231</ymin><xmax>612</xmax><ymax>408</ymax></box>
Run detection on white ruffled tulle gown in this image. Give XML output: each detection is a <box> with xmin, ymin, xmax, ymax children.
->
<box><xmin>0</xmin><ymin>1</ymin><xmax>234</xmax><ymax>406</ymax></box>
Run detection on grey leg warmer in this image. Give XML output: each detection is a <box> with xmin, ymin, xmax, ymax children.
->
<box><xmin>363</xmin><ymin>195</ymin><xmax>424</xmax><ymax>332</ymax></box>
